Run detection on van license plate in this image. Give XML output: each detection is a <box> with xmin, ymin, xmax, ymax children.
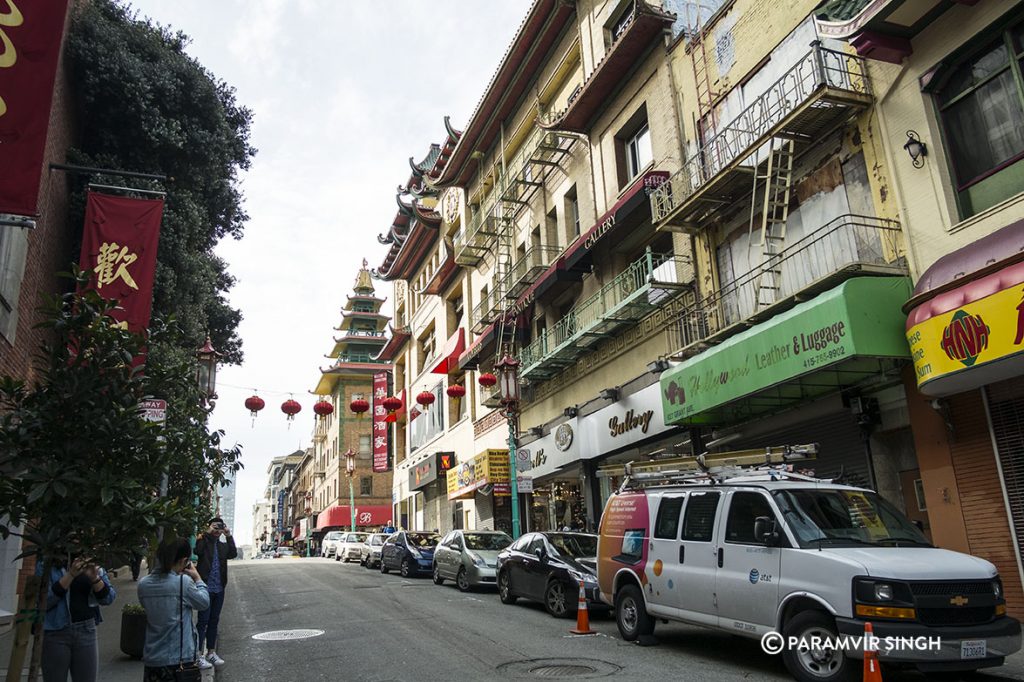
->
<box><xmin>961</xmin><ymin>640</ymin><xmax>986</xmax><ymax>660</ymax></box>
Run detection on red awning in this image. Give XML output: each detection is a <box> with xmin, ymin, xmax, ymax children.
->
<box><xmin>431</xmin><ymin>328</ymin><xmax>466</xmax><ymax>374</ymax></box>
<box><xmin>314</xmin><ymin>504</ymin><xmax>394</xmax><ymax>531</ymax></box>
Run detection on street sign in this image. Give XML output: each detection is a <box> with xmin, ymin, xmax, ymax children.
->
<box><xmin>140</xmin><ymin>398</ymin><xmax>167</xmax><ymax>423</ymax></box>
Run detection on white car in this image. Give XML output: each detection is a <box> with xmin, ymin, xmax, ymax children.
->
<box><xmin>598</xmin><ymin>458</ymin><xmax>1021</xmax><ymax>681</ymax></box>
<box><xmin>359</xmin><ymin>533</ymin><xmax>391</xmax><ymax>569</ymax></box>
<box><xmin>335</xmin><ymin>532</ymin><xmax>369</xmax><ymax>562</ymax></box>
<box><xmin>321</xmin><ymin>531</ymin><xmax>345</xmax><ymax>558</ymax></box>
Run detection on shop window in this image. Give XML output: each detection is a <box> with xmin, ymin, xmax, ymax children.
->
<box><xmin>681</xmin><ymin>491</ymin><xmax>720</xmax><ymax>542</ymax></box>
<box><xmin>724</xmin><ymin>492</ymin><xmax>776</xmax><ymax>544</ymax></box>
<box><xmin>360</xmin><ymin>477</ymin><xmax>372</xmax><ymax>496</ymax></box>
<box><xmin>931</xmin><ymin>15</ymin><xmax>1024</xmax><ymax>217</ymax></box>
<box><xmin>654</xmin><ymin>496</ymin><xmax>685</xmax><ymax>539</ymax></box>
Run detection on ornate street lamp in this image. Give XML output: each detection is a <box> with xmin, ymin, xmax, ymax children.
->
<box><xmin>344</xmin><ymin>448</ymin><xmax>357</xmax><ymax>532</ymax></box>
<box><xmin>195</xmin><ymin>336</ymin><xmax>221</xmax><ymax>408</ymax></box>
<box><xmin>304</xmin><ymin>491</ymin><xmax>313</xmax><ymax>558</ymax></box>
<box><xmin>494</xmin><ymin>352</ymin><xmax>522</xmax><ymax>538</ymax></box>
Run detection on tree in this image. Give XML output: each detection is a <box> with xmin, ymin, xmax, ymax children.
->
<box><xmin>64</xmin><ymin>0</ymin><xmax>255</xmax><ymax>363</ymax></box>
<box><xmin>0</xmin><ymin>276</ymin><xmax>241</xmax><ymax>680</ymax></box>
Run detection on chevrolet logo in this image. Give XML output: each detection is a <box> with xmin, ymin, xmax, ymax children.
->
<box><xmin>950</xmin><ymin>595</ymin><xmax>969</xmax><ymax>607</ymax></box>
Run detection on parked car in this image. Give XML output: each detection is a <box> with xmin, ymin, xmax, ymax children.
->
<box><xmin>433</xmin><ymin>530</ymin><xmax>512</xmax><ymax>591</ymax></box>
<box><xmin>273</xmin><ymin>547</ymin><xmax>296</xmax><ymax>558</ymax></box>
<box><xmin>597</xmin><ymin>469</ymin><xmax>1022</xmax><ymax>682</ymax></box>
<box><xmin>360</xmin><ymin>533</ymin><xmax>391</xmax><ymax>569</ymax></box>
<box><xmin>321</xmin><ymin>531</ymin><xmax>345</xmax><ymax>558</ymax></box>
<box><xmin>380</xmin><ymin>531</ymin><xmax>442</xmax><ymax>577</ymax></box>
<box><xmin>496</xmin><ymin>532</ymin><xmax>602</xmax><ymax>618</ymax></box>
<box><xmin>335</xmin><ymin>532</ymin><xmax>369</xmax><ymax>562</ymax></box>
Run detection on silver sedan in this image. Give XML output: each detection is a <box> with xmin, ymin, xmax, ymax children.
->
<box><xmin>432</xmin><ymin>530</ymin><xmax>512</xmax><ymax>591</ymax></box>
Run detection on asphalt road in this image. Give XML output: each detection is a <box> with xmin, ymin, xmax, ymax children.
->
<box><xmin>185</xmin><ymin>557</ymin><xmax>1024</xmax><ymax>682</ymax></box>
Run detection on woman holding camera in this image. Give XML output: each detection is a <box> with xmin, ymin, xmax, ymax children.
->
<box><xmin>138</xmin><ymin>538</ymin><xmax>210</xmax><ymax>682</ymax></box>
<box><xmin>194</xmin><ymin>517</ymin><xmax>236</xmax><ymax>669</ymax></box>
<box><xmin>38</xmin><ymin>555</ymin><xmax>116</xmax><ymax>682</ymax></box>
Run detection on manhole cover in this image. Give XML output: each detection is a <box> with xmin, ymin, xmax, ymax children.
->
<box><xmin>251</xmin><ymin>629</ymin><xmax>324</xmax><ymax>641</ymax></box>
<box><xmin>498</xmin><ymin>658</ymin><xmax>620</xmax><ymax>679</ymax></box>
<box><xmin>530</xmin><ymin>664</ymin><xmax>596</xmax><ymax>678</ymax></box>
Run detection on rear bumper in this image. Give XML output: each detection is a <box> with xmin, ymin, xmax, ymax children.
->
<box><xmin>835</xmin><ymin>616</ymin><xmax>1021</xmax><ymax>667</ymax></box>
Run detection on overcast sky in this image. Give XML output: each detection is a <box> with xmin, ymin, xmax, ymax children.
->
<box><xmin>126</xmin><ymin>0</ymin><xmax>533</xmax><ymax>546</ymax></box>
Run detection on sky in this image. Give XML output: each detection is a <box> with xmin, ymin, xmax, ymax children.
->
<box><xmin>126</xmin><ymin>0</ymin><xmax>534</xmax><ymax>546</ymax></box>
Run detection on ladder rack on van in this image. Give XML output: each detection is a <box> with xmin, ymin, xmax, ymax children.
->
<box><xmin>609</xmin><ymin>443</ymin><xmax>819</xmax><ymax>491</ymax></box>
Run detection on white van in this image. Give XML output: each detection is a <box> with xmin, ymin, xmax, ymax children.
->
<box><xmin>596</xmin><ymin>449</ymin><xmax>1021</xmax><ymax>681</ymax></box>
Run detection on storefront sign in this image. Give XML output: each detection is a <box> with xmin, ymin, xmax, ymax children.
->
<box><xmin>372</xmin><ymin>371</ymin><xmax>390</xmax><ymax>472</ymax></box>
<box><xmin>437</xmin><ymin>451</ymin><xmax>455</xmax><ymax>474</ymax></box>
<box><xmin>660</xmin><ymin>277</ymin><xmax>912</xmax><ymax>424</ymax></box>
<box><xmin>446</xmin><ymin>449</ymin><xmax>510</xmax><ymax>499</ymax></box>
<box><xmin>608</xmin><ymin>409</ymin><xmax>654</xmax><ymax>438</ymax></box>
<box><xmin>581</xmin><ymin>383</ymin><xmax>674</xmax><ymax>456</ymax></box>
<box><xmin>408</xmin><ymin>455</ymin><xmax>437</xmax><ymax>490</ymax></box>
<box><xmin>907</xmin><ymin>263</ymin><xmax>1024</xmax><ymax>396</ymax></box>
<box><xmin>554</xmin><ymin>422</ymin><xmax>573</xmax><ymax>451</ymax></box>
<box><xmin>518</xmin><ymin>417</ymin><xmax>579</xmax><ymax>481</ymax></box>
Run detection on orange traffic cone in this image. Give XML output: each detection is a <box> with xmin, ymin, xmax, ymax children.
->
<box><xmin>863</xmin><ymin>621</ymin><xmax>883</xmax><ymax>682</ymax></box>
<box><xmin>570</xmin><ymin>580</ymin><xmax>596</xmax><ymax>635</ymax></box>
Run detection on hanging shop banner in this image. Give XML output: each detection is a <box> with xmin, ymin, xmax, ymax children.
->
<box><xmin>276</xmin><ymin>489</ymin><xmax>286</xmax><ymax>533</ymax></box>
<box><xmin>446</xmin><ymin>449</ymin><xmax>510</xmax><ymax>499</ymax></box>
<box><xmin>78</xmin><ymin>193</ymin><xmax>164</xmax><ymax>334</ymax></box>
<box><xmin>906</xmin><ymin>261</ymin><xmax>1024</xmax><ymax>397</ymax></box>
<box><xmin>372</xmin><ymin>371</ymin><xmax>391</xmax><ymax>472</ymax></box>
<box><xmin>0</xmin><ymin>0</ymin><xmax>70</xmax><ymax>216</ymax></box>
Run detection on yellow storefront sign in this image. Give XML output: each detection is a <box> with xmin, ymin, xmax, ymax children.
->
<box><xmin>446</xmin><ymin>449</ymin><xmax>510</xmax><ymax>500</ymax></box>
<box><xmin>907</xmin><ymin>281</ymin><xmax>1024</xmax><ymax>395</ymax></box>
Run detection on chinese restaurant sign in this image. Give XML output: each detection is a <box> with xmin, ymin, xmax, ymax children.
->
<box><xmin>78</xmin><ymin>193</ymin><xmax>164</xmax><ymax>334</ymax></box>
<box><xmin>372</xmin><ymin>371</ymin><xmax>390</xmax><ymax>472</ymax></box>
<box><xmin>0</xmin><ymin>0</ymin><xmax>69</xmax><ymax>216</ymax></box>
<box><xmin>907</xmin><ymin>261</ymin><xmax>1024</xmax><ymax>397</ymax></box>
<box><xmin>660</xmin><ymin>277</ymin><xmax>911</xmax><ymax>424</ymax></box>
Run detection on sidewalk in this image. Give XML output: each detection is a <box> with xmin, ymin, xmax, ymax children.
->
<box><xmin>0</xmin><ymin>565</ymin><xmax>214</xmax><ymax>681</ymax></box>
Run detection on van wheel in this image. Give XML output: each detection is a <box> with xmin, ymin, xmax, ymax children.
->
<box><xmin>782</xmin><ymin>611</ymin><xmax>856</xmax><ymax>682</ymax></box>
<box><xmin>615</xmin><ymin>584</ymin><xmax>654</xmax><ymax>641</ymax></box>
<box><xmin>498</xmin><ymin>570</ymin><xmax>517</xmax><ymax>605</ymax></box>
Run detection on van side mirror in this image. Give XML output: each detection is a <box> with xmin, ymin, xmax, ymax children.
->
<box><xmin>754</xmin><ymin>516</ymin><xmax>780</xmax><ymax>547</ymax></box>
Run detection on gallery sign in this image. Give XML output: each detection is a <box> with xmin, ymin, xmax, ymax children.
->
<box><xmin>580</xmin><ymin>382</ymin><xmax>673</xmax><ymax>456</ymax></box>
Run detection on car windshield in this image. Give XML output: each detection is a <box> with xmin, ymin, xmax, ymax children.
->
<box><xmin>325</xmin><ymin>532</ymin><xmax>343</xmax><ymax>541</ymax></box>
<box><xmin>347</xmin><ymin>533</ymin><xmax>367</xmax><ymax>542</ymax></box>
<box><xmin>370</xmin><ymin>535</ymin><xmax>386</xmax><ymax>545</ymax></box>
<box><xmin>407</xmin><ymin>532</ymin><xmax>441</xmax><ymax>548</ymax></box>
<box><xmin>546</xmin><ymin>533</ymin><xmax>597</xmax><ymax>558</ymax></box>
<box><xmin>774</xmin><ymin>489</ymin><xmax>932</xmax><ymax>548</ymax></box>
<box><xmin>464</xmin><ymin>532</ymin><xmax>512</xmax><ymax>551</ymax></box>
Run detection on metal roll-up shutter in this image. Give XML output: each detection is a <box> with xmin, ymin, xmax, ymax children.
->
<box><xmin>984</xmin><ymin>379</ymin><xmax>1024</xmax><ymax>578</ymax></box>
<box><xmin>733</xmin><ymin>411</ymin><xmax>870</xmax><ymax>487</ymax></box>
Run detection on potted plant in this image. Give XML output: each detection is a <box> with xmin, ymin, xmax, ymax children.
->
<box><xmin>120</xmin><ymin>602</ymin><xmax>147</xmax><ymax>659</ymax></box>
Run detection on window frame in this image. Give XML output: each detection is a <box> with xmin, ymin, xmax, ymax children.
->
<box><xmin>724</xmin><ymin>491</ymin><xmax>778</xmax><ymax>546</ymax></box>
<box><xmin>625</xmin><ymin>123</ymin><xmax>653</xmax><ymax>181</ymax></box>
<box><xmin>680</xmin><ymin>491</ymin><xmax>720</xmax><ymax>543</ymax></box>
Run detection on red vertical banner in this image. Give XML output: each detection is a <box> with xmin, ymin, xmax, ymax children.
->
<box><xmin>372</xmin><ymin>371</ymin><xmax>390</xmax><ymax>472</ymax></box>
<box><xmin>0</xmin><ymin>0</ymin><xmax>71</xmax><ymax>216</ymax></box>
<box><xmin>78</xmin><ymin>192</ymin><xmax>164</xmax><ymax>334</ymax></box>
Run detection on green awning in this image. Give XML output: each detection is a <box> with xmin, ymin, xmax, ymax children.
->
<box><xmin>661</xmin><ymin>276</ymin><xmax>913</xmax><ymax>427</ymax></box>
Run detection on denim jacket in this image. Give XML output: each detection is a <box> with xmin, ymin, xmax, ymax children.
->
<box><xmin>137</xmin><ymin>572</ymin><xmax>210</xmax><ymax>667</ymax></box>
<box><xmin>36</xmin><ymin>564</ymin><xmax>116</xmax><ymax>632</ymax></box>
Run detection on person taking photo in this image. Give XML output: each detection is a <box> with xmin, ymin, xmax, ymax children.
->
<box><xmin>194</xmin><ymin>516</ymin><xmax>236</xmax><ymax>669</ymax></box>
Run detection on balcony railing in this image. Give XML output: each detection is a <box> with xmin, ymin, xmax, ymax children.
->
<box><xmin>454</xmin><ymin>207</ymin><xmax>507</xmax><ymax>266</ymax></box>
<box><xmin>498</xmin><ymin>127</ymin><xmax>577</xmax><ymax>220</ymax></box>
<box><xmin>651</xmin><ymin>44</ymin><xmax>872</xmax><ymax>230</ymax></box>
<box><xmin>337</xmin><ymin>329</ymin><xmax>386</xmax><ymax>339</ymax></box>
<box><xmin>502</xmin><ymin>245</ymin><xmax>561</xmax><ymax>300</ymax></box>
<box><xmin>520</xmin><ymin>249</ymin><xmax>692</xmax><ymax>380</ymax></box>
<box><xmin>667</xmin><ymin>214</ymin><xmax>905</xmax><ymax>354</ymax></box>
<box><xmin>471</xmin><ymin>278</ymin><xmax>507</xmax><ymax>333</ymax></box>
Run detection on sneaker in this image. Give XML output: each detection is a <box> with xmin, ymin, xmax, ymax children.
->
<box><xmin>197</xmin><ymin>657</ymin><xmax>213</xmax><ymax>670</ymax></box>
<box><xmin>207</xmin><ymin>652</ymin><xmax>226</xmax><ymax>667</ymax></box>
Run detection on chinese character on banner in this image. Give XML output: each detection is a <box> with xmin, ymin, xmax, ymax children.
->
<box><xmin>372</xmin><ymin>371</ymin><xmax>391</xmax><ymax>472</ymax></box>
<box><xmin>95</xmin><ymin>242</ymin><xmax>139</xmax><ymax>290</ymax></box>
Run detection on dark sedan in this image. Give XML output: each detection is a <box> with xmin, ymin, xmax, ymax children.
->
<box><xmin>380</xmin><ymin>531</ymin><xmax>442</xmax><ymax>577</ymax></box>
<box><xmin>496</xmin><ymin>532</ymin><xmax>604</xmax><ymax>618</ymax></box>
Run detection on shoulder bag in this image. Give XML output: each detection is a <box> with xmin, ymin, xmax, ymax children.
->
<box><xmin>173</xmin><ymin>574</ymin><xmax>202</xmax><ymax>682</ymax></box>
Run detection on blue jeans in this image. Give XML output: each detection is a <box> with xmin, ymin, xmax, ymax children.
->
<box><xmin>41</xmin><ymin>620</ymin><xmax>98</xmax><ymax>682</ymax></box>
<box><xmin>196</xmin><ymin>589</ymin><xmax>225</xmax><ymax>652</ymax></box>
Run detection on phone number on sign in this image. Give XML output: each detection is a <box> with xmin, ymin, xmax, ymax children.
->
<box><xmin>802</xmin><ymin>345</ymin><xmax>846</xmax><ymax>369</ymax></box>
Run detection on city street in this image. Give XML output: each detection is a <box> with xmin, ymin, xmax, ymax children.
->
<box><xmin>87</xmin><ymin>558</ymin><xmax>1024</xmax><ymax>682</ymax></box>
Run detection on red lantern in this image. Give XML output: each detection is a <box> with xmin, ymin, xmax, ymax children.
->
<box><xmin>349</xmin><ymin>397</ymin><xmax>370</xmax><ymax>417</ymax></box>
<box><xmin>313</xmin><ymin>399</ymin><xmax>334</xmax><ymax>419</ymax></box>
<box><xmin>281</xmin><ymin>399</ymin><xmax>302</xmax><ymax>421</ymax></box>
<box><xmin>382</xmin><ymin>395</ymin><xmax>402</xmax><ymax>423</ymax></box>
<box><xmin>446</xmin><ymin>384</ymin><xmax>466</xmax><ymax>399</ymax></box>
<box><xmin>244</xmin><ymin>395</ymin><xmax>265</xmax><ymax>417</ymax></box>
<box><xmin>416</xmin><ymin>390</ymin><xmax>436</xmax><ymax>411</ymax></box>
<box><xmin>478</xmin><ymin>372</ymin><xmax>497</xmax><ymax>388</ymax></box>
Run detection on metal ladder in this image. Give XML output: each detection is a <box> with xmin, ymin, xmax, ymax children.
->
<box><xmin>751</xmin><ymin>137</ymin><xmax>795</xmax><ymax>309</ymax></box>
<box><xmin>689</xmin><ymin>13</ymin><xmax>718</xmax><ymax>137</ymax></box>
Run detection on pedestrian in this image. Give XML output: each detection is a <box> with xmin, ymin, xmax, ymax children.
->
<box><xmin>38</xmin><ymin>554</ymin><xmax>117</xmax><ymax>682</ymax></box>
<box><xmin>194</xmin><ymin>517</ymin><xmax>237</xmax><ymax>669</ymax></box>
<box><xmin>138</xmin><ymin>538</ymin><xmax>209</xmax><ymax>682</ymax></box>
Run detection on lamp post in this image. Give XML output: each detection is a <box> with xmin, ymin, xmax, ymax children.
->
<box><xmin>305</xmin><ymin>492</ymin><xmax>313</xmax><ymax>558</ymax></box>
<box><xmin>494</xmin><ymin>352</ymin><xmax>521</xmax><ymax>538</ymax></box>
<box><xmin>344</xmin><ymin>449</ymin><xmax>356</xmax><ymax>532</ymax></box>
<box><xmin>191</xmin><ymin>336</ymin><xmax>221</xmax><ymax>559</ymax></box>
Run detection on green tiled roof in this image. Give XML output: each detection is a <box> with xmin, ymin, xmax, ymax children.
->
<box><xmin>815</xmin><ymin>0</ymin><xmax>872</xmax><ymax>22</ymax></box>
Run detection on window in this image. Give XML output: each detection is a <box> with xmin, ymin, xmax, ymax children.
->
<box><xmin>654</xmin><ymin>496</ymin><xmax>685</xmax><ymax>539</ymax></box>
<box><xmin>610</xmin><ymin>1</ymin><xmax>636</xmax><ymax>43</ymax></box>
<box><xmin>419</xmin><ymin>326</ymin><xmax>436</xmax><ymax>368</ymax></box>
<box><xmin>360</xmin><ymin>477</ymin><xmax>372</xmax><ymax>496</ymax></box>
<box><xmin>0</xmin><ymin>226</ymin><xmax>29</xmax><ymax>342</ymax></box>
<box><xmin>359</xmin><ymin>434</ymin><xmax>371</xmax><ymax>455</ymax></box>
<box><xmin>565</xmin><ymin>186</ymin><xmax>580</xmax><ymax>237</ymax></box>
<box><xmin>449</xmin><ymin>294</ymin><xmax>464</xmax><ymax>329</ymax></box>
<box><xmin>681</xmin><ymin>491</ymin><xmax>720</xmax><ymax>542</ymax></box>
<box><xmin>724</xmin><ymin>492</ymin><xmax>776</xmax><ymax>544</ymax></box>
<box><xmin>626</xmin><ymin>123</ymin><xmax>653</xmax><ymax>180</ymax></box>
<box><xmin>933</xmin><ymin>17</ymin><xmax>1024</xmax><ymax>216</ymax></box>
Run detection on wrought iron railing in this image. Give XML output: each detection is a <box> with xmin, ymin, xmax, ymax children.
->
<box><xmin>502</xmin><ymin>245</ymin><xmax>562</xmax><ymax>298</ymax></box>
<box><xmin>651</xmin><ymin>44</ymin><xmax>871</xmax><ymax>223</ymax></box>
<box><xmin>668</xmin><ymin>214</ymin><xmax>904</xmax><ymax>352</ymax></box>
<box><xmin>471</xmin><ymin>277</ymin><xmax>506</xmax><ymax>329</ymax></box>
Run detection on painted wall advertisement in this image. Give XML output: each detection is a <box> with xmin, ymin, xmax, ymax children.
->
<box><xmin>372</xmin><ymin>371</ymin><xmax>391</xmax><ymax>472</ymax></box>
